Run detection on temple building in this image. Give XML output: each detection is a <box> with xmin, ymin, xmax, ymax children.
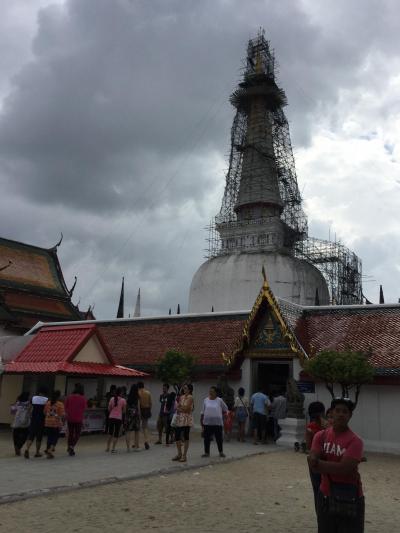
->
<box><xmin>8</xmin><ymin>275</ymin><xmax>400</xmax><ymax>453</ymax></box>
<box><xmin>189</xmin><ymin>31</ymin><xmax>362</xmax><ymax>313</ymax></box>
<box><xmin>0</xmin><ymin>236</ymin><xmax>84</xmax><ymax>336</ymax></box>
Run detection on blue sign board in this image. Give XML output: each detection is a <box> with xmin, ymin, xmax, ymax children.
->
<box><xmin>297</xmin><ymin>381</ymin><xmax>315</xmax><ymax>394</ymax></box>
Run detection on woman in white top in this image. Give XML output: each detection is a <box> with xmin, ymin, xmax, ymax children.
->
<box><xmin>200</xmin><ymin>386</ymin><xmax>228</xmax><ymax>458</ymax></box>
<box><xmin>234</xmin><ymin>387</ymin><xmax>250</xmax><ymax>442</ymax></box>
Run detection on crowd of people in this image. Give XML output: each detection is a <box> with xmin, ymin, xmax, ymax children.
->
<box><xmin>11</xmin><ymin>383</ymin><xmax>88</xmax><ymax>459</ymax></box>
<box><xmin>10</xmin><ymin>382</ymin><xmax>365</xmax><ymax>531</ymax></box>
<box><xmin>9</xmin><ymin>381</ymin><xmax>287</xmax><ymax>461</ymax></box>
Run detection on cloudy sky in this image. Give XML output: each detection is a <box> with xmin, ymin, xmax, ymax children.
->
<box><xmin>1</xmin><ymin>0</ymin><xmax>400</xmax><ymax>318</ymax></box>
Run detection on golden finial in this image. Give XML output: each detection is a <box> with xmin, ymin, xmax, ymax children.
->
<box><xmin>261</xmin><ymin>265</ymin><xmax>269</xmax><ymax>288</ymax></box>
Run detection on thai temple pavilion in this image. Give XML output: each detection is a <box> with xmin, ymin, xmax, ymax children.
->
<box><xmin>0</xmin><ymin>236</ymin><xmax>87</xmax><ymax>336</ymax></box>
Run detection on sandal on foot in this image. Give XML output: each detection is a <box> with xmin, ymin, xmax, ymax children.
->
<box><xmin>34</xmin><ymin>452</ymin><xmax>43</xmax><ymax>458</ymax></box>
<box><xmin>172</xmin><ymin>455</ymin><xmax>182</xmax><ymax>461</ymax></box>
<box><xmin>179</xmin><ymin>456</ymin><xmax>187</xmax><ymax>462</ymax></box>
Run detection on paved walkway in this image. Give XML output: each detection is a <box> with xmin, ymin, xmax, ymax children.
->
<box><xmin>0</xmin><ymin>431</ymin><xmax>279</xmax><ymax>502</ymax></box>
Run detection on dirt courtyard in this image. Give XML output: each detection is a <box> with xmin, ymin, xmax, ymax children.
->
<box><xmin>1</xmin><ymin>450</ymin><xmax>399</xmax><ymax>532</ymax></box>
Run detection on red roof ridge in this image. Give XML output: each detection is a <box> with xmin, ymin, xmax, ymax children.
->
<box><xmin>41</xmin><ymin>324</ymin><xmax>96</xmax><ymax>332</ymax></box>
<box><xmin>26</xmin><ymin>310</ymin><xmax>250</xmax><ymax>335</ymax></box>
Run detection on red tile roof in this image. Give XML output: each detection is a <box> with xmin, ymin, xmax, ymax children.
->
<box><xmin>97</xmin><ymin>314</ymin><xmax>248</xmax><ymax>368</ymax></box>
<box><xmin>5</xmin><ymin>324</ymin><xmax>146</xmax><ymax>377</ymax></box>
<box><xmin>5</xmin><ymin>361</ymin><xmax>145</xmax><ymax>377</ymax></box>
<box><xmin>15</xmin><ymin>324</ymin><xmax>101</xmax><ymax>363</ymax></box>
<box><xmin>295</xmin><ymin>306</ymin><xmax>400</xmax><ymax>370</ymax></box>
<box><xmin>19</xmin><ymin>302</ymin><xmax>400</xmax><ymax>376</ymax></box>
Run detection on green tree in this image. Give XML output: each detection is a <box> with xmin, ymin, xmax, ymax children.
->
<box><xmin>304</xmin><ymin>349</ymin><xmax>374</xmax><ymax>408</ymax></box>
<box><xmin>155</xmin><ymin>350</ymin><xmax>196</xmax><ymax>392</ymax></box>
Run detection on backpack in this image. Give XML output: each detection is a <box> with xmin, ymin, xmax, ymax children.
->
<box><xmin>12</xmin><ymin>403</ymin><xmax>31</xmax><ymax>428</ymax></box>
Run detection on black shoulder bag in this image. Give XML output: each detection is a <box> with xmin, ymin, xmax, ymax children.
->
<box><xmin>328</xmin><ymin>477</ymin><xmax>359</xmax><ymax>519</ymax></box>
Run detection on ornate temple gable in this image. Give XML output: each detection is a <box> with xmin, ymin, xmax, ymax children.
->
<box><xmin>249</xmin><ymin>305</ymin><xmax>291</xmax><ymax>353</ymax></box>
<box><xmin>223</xmin><ymin>269</ymin><xmax>307</xmax><ymax>367</ymax></box>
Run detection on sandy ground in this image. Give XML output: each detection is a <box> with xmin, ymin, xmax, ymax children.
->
<box><xmin>0</xmin><ymin>450</ymin><xmax>399</xmax><ymax>533</ymax></box>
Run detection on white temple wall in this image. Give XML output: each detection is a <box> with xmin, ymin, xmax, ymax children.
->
<box><xmin>101</xmin><ymin>366</ymin><xmax>400</xmax><ymax>454</ymax></box>
<box><xmin>292</xmin><ymin>358</ymin><xmax>302</xmax><ymax>380</ymax></box>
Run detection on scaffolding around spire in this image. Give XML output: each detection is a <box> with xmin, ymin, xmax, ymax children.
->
<box><xmin>206</xmin><ymin>30</ymin><xmax>363</xmax><ymax>306</ymax></box>
<box><xmin>212</xmin><ymin>30</ymin><xmax>308</xmax><ymax>253</ymax></box>
<box><xmin>295</xmin><ymin>237</ymin><xmax>362</xmax><ymax>305</ymax></box>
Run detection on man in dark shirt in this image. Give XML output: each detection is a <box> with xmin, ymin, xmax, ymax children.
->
<box><xmin>155</xmin><ymin>383</ymin><xmax>170</xmax><ymax>445</ymax></box>
<box><xmin>24</xmin><ymin>386</ymin><xmax>48</xmax><ymax>459</ymax></box>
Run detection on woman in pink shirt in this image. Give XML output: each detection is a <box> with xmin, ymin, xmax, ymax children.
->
<box><xmin>64</xmin><ymin>383</ymin><xmax>87</xmax><ymax>456</ymax></box>
<box><xmin>106</xmin><ymin>387</ymin><xmax>126</xmax><ymax>453</ymax></box>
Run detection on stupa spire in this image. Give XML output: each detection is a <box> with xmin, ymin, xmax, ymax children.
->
<box><xmin>133</xmin><ymin>288</ymin><xmax>141</xmax><ymax>317</ymax></box>
<box><xmin>116</xmin><ymin>277</ymin><xmax>124</xmax><ymax>318</ymax></box>
<box><xmin>189</xmin><ymin>31</ymin><xmax>362</xmax><ymax>314</ymax></box>
<box><xmin>210</xmin><ymin>29</ymin><xmax>307</xmax><ymax>257</ymax></box>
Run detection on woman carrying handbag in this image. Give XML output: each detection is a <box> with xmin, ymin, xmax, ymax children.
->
<box><xmin>172</xmin><ymin>384</ymin><xmax>193</xmax><ymax>463</ymax></box>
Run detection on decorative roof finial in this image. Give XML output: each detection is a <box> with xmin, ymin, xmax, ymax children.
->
<box><xmin>53</xmin><ymin>233</ymin><xmax>63</xmax><ymax>249</ymax></box>
<box><xmin>379</xmin><ymin>285</ymin><xmax>384</xmax><ymax>304</ymax></box>
<box><xmin>0</xmin><ymin>260</ymin><xmax>12</xmax><ymax>272</ymax></box>
<box><xmin>69</xmin><ymin>276</ymin><xmax>77</xmax><ymax>296</ymax></box>
<box><xmin>314</xmin><ymin>288</ymin><xmax>320</xmax><ymax>306</ymax></box>
<box><xmin>261</xmin><ymin>265</ymin><xmax>269</xmax><ymax>288</ymax></box>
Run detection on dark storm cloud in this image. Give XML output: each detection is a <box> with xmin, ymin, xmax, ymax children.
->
<box><xmin>0</xmin><ymin>0</ymin><xmax>240</xmax><ymax>212</ymax></box>
<box><xmin>0</xmin><ymin>0</ymin><xmax>323</xmax><ymax>213</ymax></box>
<box><xmin>1</xmin><ymin>0</ymin><xmax>400</xmax><ymax>316</ymax></box>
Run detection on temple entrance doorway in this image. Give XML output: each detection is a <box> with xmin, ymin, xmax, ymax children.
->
<box><xmin>252</xmin><ymin>360</ymin><xmax>291</xmax><ymax>397</ymax></box>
